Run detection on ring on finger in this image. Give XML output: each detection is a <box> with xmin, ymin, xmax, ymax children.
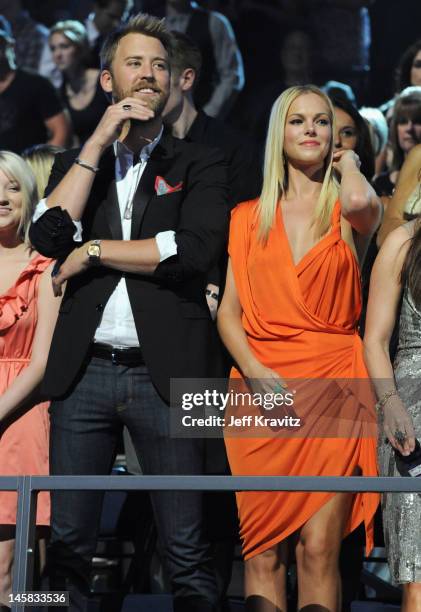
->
<box><xmin>122</xmin><ymin>103</ymin><xmax>132</xmax><ymax>111</ymax></box>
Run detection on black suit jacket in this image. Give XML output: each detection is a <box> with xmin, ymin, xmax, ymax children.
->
<box><xmin>186</xmin><ymin>110</ymin><xmax>262</xmax><ymax>208</ymax></box>
<box><xmin>29</xmin><ymin>132</ymin><xmax>229</xmax><ymax>402</ymax></box>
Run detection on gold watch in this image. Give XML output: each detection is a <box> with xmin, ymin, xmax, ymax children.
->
<box><xmin>87</xmin><ymin>239</ymin><xmax>101</xmax><ymax>266</ymax></box>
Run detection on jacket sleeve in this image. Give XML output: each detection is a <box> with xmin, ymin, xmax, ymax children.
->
<box><xmin>153</xmin><ymin>147</ymin><xmax>229</xmax><ymax>283</ymax></box>
<box><xmin>29</xmin><ymin>150</ymin><xmax>81</xmax><ymax>260</ymax></box>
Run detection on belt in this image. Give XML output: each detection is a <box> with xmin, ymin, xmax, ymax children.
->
<box><xmin>90</xmin><ymin>343</ymin><xmax>145</xmax><ymax>366</ymax></box>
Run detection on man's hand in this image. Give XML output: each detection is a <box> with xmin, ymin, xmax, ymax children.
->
<box><xmin>87</xmin><ymin>97</ymin><xmax>155</xmax><ymax>152</ymax></box>
<box><xmin>52</xmin><ymin>245</ymin><xmax>90</xmax><ymax>296</ymax></box>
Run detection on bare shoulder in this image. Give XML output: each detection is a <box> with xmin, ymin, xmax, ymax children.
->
<box><xmin>406</xmin><ymin>143</ymin><xmax>421</xmax><ymax>166</ymax></box>
<box><xmin>381</xmin><ymin>223</ymin><xmax>414</xmax><ymax>253</ymax></box>
<box><xmin>377</xmin><ymin>224</ymin><xmax>413</xmax><ymax>275</ymax></box>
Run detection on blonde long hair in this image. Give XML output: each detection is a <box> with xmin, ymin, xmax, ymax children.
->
<box><xmin>0</xmin><ymin>150</ymin><xmax>38</xmax><ymax>245</ymax></box>
<box><xmin>22</xmin><ymin>144</ymin><xmax>64</xmax><ymax>200</ymax></box>
<box><xmin>257</xmin><ymin>85</ymin><xmax>338</xmax><ymax>243</ymax></box>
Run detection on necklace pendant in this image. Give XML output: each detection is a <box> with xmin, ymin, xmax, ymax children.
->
<box><xmin>124</xmin><ymin>207</ymin><xmax>132</xmax><ymax>220</ymax></box>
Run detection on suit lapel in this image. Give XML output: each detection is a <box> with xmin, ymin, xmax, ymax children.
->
<box><xmin>99</xmin><ymin>147</ymin><xmax>123</xmax><ymax>240</ymax></box>
<box><xmin>130</xmin><ymin>132</ymin><xmax>175</xmax><ymax>240</ymax></box>
<box><xmin>104</xmin><ymin>180</ymin><xmax>123</xmax><ymax>240</ymax></box>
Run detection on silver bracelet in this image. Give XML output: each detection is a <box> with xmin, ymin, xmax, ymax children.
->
<box><xmin>376</xmin><ymin>388</ymin><xmax>397</xmax><ymax>411</ymax></box>
<box><xmin>74</xmin><ymin>158</ymin><xmax>100</xmax><ymax>174</ymax></box>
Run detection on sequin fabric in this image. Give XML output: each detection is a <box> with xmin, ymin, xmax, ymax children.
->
<box><xmin>378</xmin><ymin>288</ymin><xmax>421</xmax><ymax>584</ymax></box>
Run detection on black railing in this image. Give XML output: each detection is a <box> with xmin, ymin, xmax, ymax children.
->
<box><xmin>3</xmin><ymin>475</ymin><xmax>421</xmax><ymax>612</ymax></box>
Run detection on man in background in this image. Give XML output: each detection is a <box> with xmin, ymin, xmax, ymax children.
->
<box><xmin>0</xmin><ymin>19</ymin><xmax>69</xmax><ymax>152</ymax></box>
<box><xmin>143</xmin><ymin>0</ymin><xmax>244</xmax><ymax>119</ymax></box>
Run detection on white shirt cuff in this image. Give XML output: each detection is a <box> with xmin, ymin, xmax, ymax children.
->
<box><xmin>32</xmin><ymin>199</ymin><xmax>83</xmax><ymax>242</ymax></box>
<box><xmin>155</xmin><ymin>230</ymin><xmax>177</xmax><ymax>262</ymax></box>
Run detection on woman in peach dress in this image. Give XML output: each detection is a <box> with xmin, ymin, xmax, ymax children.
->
<box><xmin>0</xmin><ymin>151</ymin><xmax>60</xmax><ymax>607</ymax></box>
<box><xmin>217</xmin><ymin>85</ymin><xmax>382</xmax><ymax>611</ymax></box>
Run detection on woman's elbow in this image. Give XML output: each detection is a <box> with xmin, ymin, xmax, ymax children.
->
<box><xmin>347</xmin><ymin>192</ymin><xmax>371</xmax><ymax>212</ymax></box>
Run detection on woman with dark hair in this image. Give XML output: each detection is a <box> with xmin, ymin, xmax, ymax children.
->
<box><xmin>396</xmin><ymin>39</ymin><xmax>421</xmax><ymax>93</ymax></box>
<box><xmin>374</xmin><ymin>87</ymin><xmax>421</xmax><ymax>197</ymax></box>
<box><xmin>364</xmin><ymin>208</ymin><xmax>421</xmax><ymax>612</ymax></box>
<box><xmin>331</xmin><ymin>95</ymin><xmax>375</xmax><ymax>181</ymax></box>
<box><xmin>49</xmin><ymin>20</ymin><xmax>109</xmax><ymax>145</ymax></box>
<box><xmin>380</xmin><ymin>40</ymin><xmax>421</xmax><ymax>118</ymax></box>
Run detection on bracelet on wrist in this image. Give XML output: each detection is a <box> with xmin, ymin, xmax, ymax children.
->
<box><xmin>74</xmin><ymin>158</ymin><xmax>100</xmax><ymax>174</ymax></box>
<box><xmin>376</xmin><ymin>388</ymin><xmax>398</xmax><ymax>411</ymax></box>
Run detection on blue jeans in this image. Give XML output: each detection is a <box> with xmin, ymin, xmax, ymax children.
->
<box><xmin>47</xmin><ymin>357</ymin><xmax>219</xmax><ymax>611</ymax></box>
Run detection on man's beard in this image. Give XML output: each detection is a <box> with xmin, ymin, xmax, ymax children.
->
<box><xmin>113</xmin><ymin>83</ymin><xmax>169</xmax><ymax>119</ymax></box>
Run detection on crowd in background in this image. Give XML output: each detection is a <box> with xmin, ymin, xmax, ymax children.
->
<box><xmin>1</xmin><ymin>1</ymin><xmax>421</xmax><ymax>611</ymax></box>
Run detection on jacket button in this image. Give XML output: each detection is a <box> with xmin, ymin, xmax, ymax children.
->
<box><xmin>96</xmin><ymin>303</ymin><xmax>104</xmax><ymax>312</ymax></box>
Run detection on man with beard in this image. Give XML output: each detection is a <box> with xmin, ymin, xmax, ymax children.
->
<box><xmin>29</xmin><ymin>13</ymin><xmax>228</xmax><ymax>612</ymax></box>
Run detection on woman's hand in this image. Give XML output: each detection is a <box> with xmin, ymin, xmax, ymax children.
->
<box><xmin>243</xmin><ymin>361</ymin><xmax>300</xmax><ymax>420</ymax></box>
<box><xmin>332</xmin><ymin>148</ymin><xmax>361</xmax><ymax>176</ymax></box>
<box><xmin>243</xmin><ymin>361</ymin><xmax>286</xmax><ymax>395</ymax></box>
<box><xmin>381</xmin><ymin>394</ymin><xmax>416</xmax><ymax>456</ymax></box>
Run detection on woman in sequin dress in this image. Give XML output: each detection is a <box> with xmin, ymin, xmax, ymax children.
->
<box><xmin>364</xmin><ymin>216</ymin><xmax>421</xmax><ymax>610</ymax></box>
<box><xmin>0</xmin><ymin>151</ymin><xmax>61</xmax><ymax>607</ymax></box>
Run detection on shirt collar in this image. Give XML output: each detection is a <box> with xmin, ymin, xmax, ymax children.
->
<box><xmin>113</xmin><ymin>125</ymin><xmax>164</xmax><ymax>163</ymax></box>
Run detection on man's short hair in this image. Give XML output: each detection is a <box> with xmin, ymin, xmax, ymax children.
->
<box><xmin>100</xmin><ymin>12</ymin><xmax>172</xmax><ymax>71</ymax></box>
<box><xmin>170</xmin><ymin>30</ymin><xmax>202</xmax><ymax>82</ymax></box>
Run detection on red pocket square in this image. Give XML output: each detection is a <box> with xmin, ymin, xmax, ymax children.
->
<box><xmin>154</xmin><ymin>176</ymin><xmax>183</xmax><ymax>196</ymax></box>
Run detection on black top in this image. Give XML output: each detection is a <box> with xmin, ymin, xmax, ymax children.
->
<box><xmin>184</xmin><ymin>110</ymin><xmax>261</xmax><ymax>289</ymax></box>
<box><xmin>60</xmin><ymin>77</ymin><xmax>110</xmax><ymax>145</ymax></box>
<box><xmin>0</xmin><ymin>69</ymin><xmax>63</xmax><ymax>153</ymax></box>
<box><xmin>185</xmin><ymin>110</ymin><xmax>262</xmax><ymax>208</ymax></box>
<box><xmin>372</xmin><ymin>171</ymin><xmax>395</xmax><ymax>197</ymax></box>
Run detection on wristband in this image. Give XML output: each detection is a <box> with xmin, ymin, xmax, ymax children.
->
<box><xmin>74</xmin><ymin>158</ymin><xmax>100</xmax><ymax>173</ymax></box>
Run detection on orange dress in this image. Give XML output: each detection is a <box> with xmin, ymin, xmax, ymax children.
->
<box><xmin>224</xmin><ymin>199</ymin><xmax>379</xmax><ymax>560</ymax></box>
<box><xmin>0</xmin><ymin>255</ymin><xmax>51</xmax><ymax>525</ymax></box>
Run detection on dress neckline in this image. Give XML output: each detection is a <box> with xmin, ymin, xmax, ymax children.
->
<box><xmin>278</xmin><ymin>200</ymin><xmax>340</xmax><ymax>270</ymax></box>
<box><xmin>0</xmin><ymin>253</ymin><xmax>46</xmax><ymax>299</ymax></box>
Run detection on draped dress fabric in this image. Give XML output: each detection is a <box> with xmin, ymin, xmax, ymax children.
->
<box><xmin>224</xmin><ymin>199</ymin><xmax>379</xmax><ymax>560</ymax></box>
<box><xmin>0</xmin><ymin>255</ymin><xmax>51</xmax><ymax>525</ymax></box>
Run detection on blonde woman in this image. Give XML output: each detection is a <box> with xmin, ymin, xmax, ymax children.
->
<box><xmin>0</xmin><ymin>152</ymin><xmax>60</xmax><ymax>607</ymax></box>
<box><xmin>217</xmin><ymin>85</ymin><xmax>381</xmax><ymax>611</ymax></box>
<box><xmin>49</xmin><ymin>20</ymin><xmax>109</xmax><ymax>145</ymax></box>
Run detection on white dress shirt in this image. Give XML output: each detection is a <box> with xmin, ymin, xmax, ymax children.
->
<box><xmin>33</xmin><ymin>128</ymin><xmax>178</xmax><ymax>348</ymax></box>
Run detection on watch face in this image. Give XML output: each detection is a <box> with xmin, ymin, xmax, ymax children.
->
<box><xmin>88</xmin><ymin>244</ymin><xmax>101</xmax><ymax>260</ymax></box>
